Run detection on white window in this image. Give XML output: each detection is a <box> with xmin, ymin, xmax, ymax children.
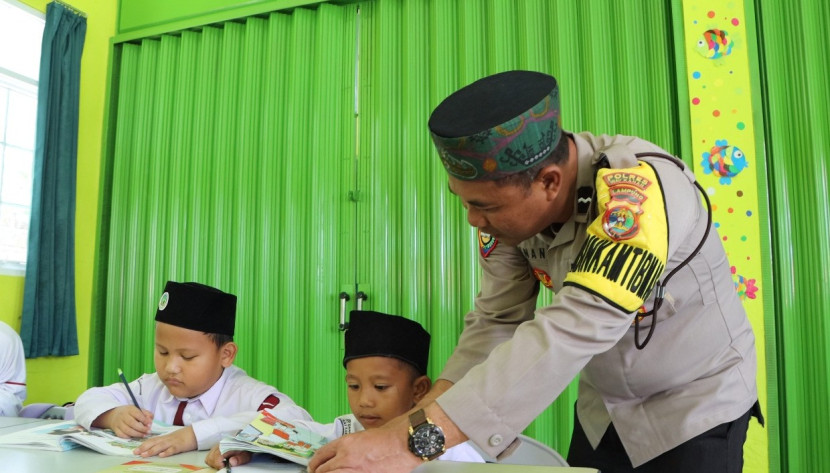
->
<box><xmin>0</xmin><ymin>0</ymin><xmax>44</xmax><ymax>275</ymax></box>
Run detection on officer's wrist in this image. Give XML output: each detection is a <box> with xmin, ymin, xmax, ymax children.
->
<box><xmin>421</xmin><ymin>402</ymin><xmax>467</xmax><ymax>450</ymax></box>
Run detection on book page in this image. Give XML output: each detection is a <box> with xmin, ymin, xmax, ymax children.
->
<box><xmin>0</xmin><ymin>419</ymin><xmax>184</xmax><ymax>456</ymax></box>
<box><xmin>67</xmin><ymin>429</ymin><xmax>147</xmax><ymax>456</ymax></box>
<box><xmin>93</xmin><ymin>459</ymin><xmax>214</xmax><ymax>472</ymax></box>
<box><xmin>70</xmin><ymin>423</ymin><xmax>185</xmax><ymax>456</ymax></box>
<box><xmin>219</xmin><ymin>410</ymin><xmax>328</xmax><ymax>466</ymax></box>
<box><xmin>0</xmin><ymin>420</ymin><xmax>84</xmax><ymax>451</ymax></box>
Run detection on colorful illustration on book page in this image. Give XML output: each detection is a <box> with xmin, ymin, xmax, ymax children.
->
<box><xmin>236</xmin><ymin>409</ymin><xmax>328</xmax><ymax>463</ymax></box>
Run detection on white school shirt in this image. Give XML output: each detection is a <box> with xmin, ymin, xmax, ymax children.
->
<box><xmin>75</xmin><ymin>365</ymin><xmax>312</xmax><ymax>449</ymax></box>
<box><xmin>282</xmin><ymin>412</ymin><xmax>485</xmax><ymax>463</ymax></box>
<box><xmin>0</xmin><ymin>321</ymin><xmax>27</xmax><ymax>416</ymax></box>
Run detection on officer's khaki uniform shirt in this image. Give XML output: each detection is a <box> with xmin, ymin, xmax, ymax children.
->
<box><xmin>437</xmin><ymin>132</ymin><xmax>758</xmax><ymax>467</ymax></box>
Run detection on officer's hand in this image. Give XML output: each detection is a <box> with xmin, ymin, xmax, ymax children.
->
<box><xmin>309</xmin><ymin>420</ymin><xmax>421</xmax><ymax>473</ymax></box>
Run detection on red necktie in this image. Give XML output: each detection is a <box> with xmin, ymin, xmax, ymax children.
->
<box><xmin>258</xmin><ymin>394</ymin><xmax>280</xmax><ymax>411</ymax></box>
<box><xmin>173</xmin><ymin>400</ymin><xmax>187</xmax><ymax>426</ymax></box>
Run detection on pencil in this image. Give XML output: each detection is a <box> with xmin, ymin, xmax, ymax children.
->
<box><xmin>117</xmin><ymin>368</ymin><xmax>142</xmax><ymax>410</ymax></box>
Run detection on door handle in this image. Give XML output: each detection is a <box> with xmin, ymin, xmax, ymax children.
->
<box><xmin>339</xmin><ymin>292</ymin><xmax>351</xmax><ymax>331</ymax></box>
<box><xmin>356</xmin><ymin>291</ymin><xmax>367</xmax><ymax>311</ymax></box>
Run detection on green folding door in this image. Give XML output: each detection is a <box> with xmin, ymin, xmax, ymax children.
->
<box><xmin>95</xmin><ymin>5</ymin><xmax>359</xmax><ymax>421</ymax></box>
<box><xmin>95</xmin><ymin>0</ymin><xmax>682</xmax><ymax>456</ymax></box>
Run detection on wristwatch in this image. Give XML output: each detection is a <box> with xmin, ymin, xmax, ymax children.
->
<box><xmin>408</xmin><ymin>408</ymin><xmax>446</xmax><ymax>461</ymax></box>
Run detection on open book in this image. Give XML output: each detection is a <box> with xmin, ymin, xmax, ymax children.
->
<box><xmin>219</xmin><ymin>409</ymin><xmax>328</xmax><ymax>466</ymax></box>
<box><xmin>94</xmin><ymin>460</ymin><xmax>215</xmax><ymax>472</ymax></box>
<box><xmin>0</xmin><ymin>420</ymin><xmax>180</xmax><ymax>456</ymax></box>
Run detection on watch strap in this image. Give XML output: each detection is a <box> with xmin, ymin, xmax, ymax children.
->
<box><xmin>409</xmin><ymin>408</ymin><xmax>428</xmax><ymax>428</ymax></box>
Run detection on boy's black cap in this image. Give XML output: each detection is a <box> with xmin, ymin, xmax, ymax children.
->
<box><xmin>155</xmin><ymin>281</ymin><xmax>236</xmax><ymax>336</ymax></box>
<box><xmin>343</xmin><ymin>310</ymin><xmax>430</xmax><ymax>375</ymax></box>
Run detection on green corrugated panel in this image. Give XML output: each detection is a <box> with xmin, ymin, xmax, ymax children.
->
<box><xmin>282</xmin><ymin>7</ymin><xmax>315</xmax><ymax>403</ymax></box>
<box><xmin>757</xmin><ymin>0</ymin><xmax>830</xmax><ymax>470</ymax></box>
<box><xmin>106</xmin><ymin>38</ymin><xmax>166</xmax><ymax>377</ymax></box>
<box><xmin>250</xmin><ymin>12</ymin><xmax>290</xmax><ymax>386</ymax></box>
<box><xmin>99</xmin><ymin>5</ymin><xmax>356</xmax><ymax>422</ymax></box>
<box><xmin>233</xmin><ymin>16</ymin><xmax>268</xmax><ymax>372</ymax></box>
<box><xmin>356</xmin><ymin>0</ymin><xmax>679</xmax><ymax>456</ymax></box>
<box><xmin>105</xmin><ymin>42</ymin><xmax>138</xmax><ymax>375</ymax></box>
<box><xmin>301</xmin><ymin>2</ymin><xmax>358</xmax><ymax>419</ymax></box>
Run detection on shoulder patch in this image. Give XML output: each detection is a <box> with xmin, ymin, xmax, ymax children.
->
<box><xmin>478</xmin><ymin>230</ymin><xmax>497</xmax><ymax>258</ymax></box>
<box><xmin>564</xmin><ymin>162</ymin><xmax>668</xmax><ymax>312</ymax></box>
<box><xmin>601</xmin><ymin>170</ymin><xmax>652</xmax><ymax>241</ymax></box>
<box><xmin>533</xmin><ymin>268</ymin><xmax>554</xmax><ymax>289</ymax></box>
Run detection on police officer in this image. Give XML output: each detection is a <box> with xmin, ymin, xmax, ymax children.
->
<box><xmin>310</xmin><ymin>70</ymin><xmax>762</xmax><ymax>473</ymax></box>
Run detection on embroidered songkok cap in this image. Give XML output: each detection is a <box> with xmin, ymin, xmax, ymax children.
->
<box><xmin>428</xmin><ymin>70</ymin><xmax>562</xmax><ymax>181</ymax></box>
<box><xmin>343</xmin><ymin>310</ymin><xmax>430</xmax><ymax>375</ymax></box>
<box><xmin>155</xmin><ymin>281</ymin><xmax>236</xmax><ymax>336</ymax></box>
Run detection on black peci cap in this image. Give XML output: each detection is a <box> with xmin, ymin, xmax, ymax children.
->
<box><xmin>343</xmin><ymin>310</ymin><xmax>430</xmax><ymax>375</ymax></box>
<box><xmin>155</xmin><ymin>281</ymin><xmax>236</xmax><ymax>336</ymax></box>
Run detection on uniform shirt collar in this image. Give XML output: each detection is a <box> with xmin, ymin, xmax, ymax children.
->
<box><xmin>530</xmin><ymin>132</ymin><xmax>595</xmax><ymax>248</ymax></box>
<box><xmin>572</xmin><ymin>132</ymin><xmax>598</xmax><ymax>224</ymax></box>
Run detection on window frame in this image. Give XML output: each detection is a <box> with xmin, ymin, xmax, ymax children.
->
<box><xmin>0</xmin><ymin>0</ymin><xmax>44</xmax><ymax>276</ymax></box>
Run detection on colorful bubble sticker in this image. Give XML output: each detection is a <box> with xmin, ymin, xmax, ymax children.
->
<box><xmin>732</xmin><ymin>266</ymin><xmax>758</xmax><ymax>300</ymax></box>
<box><xmin>700</xmin><ymin>139</ymin><xmax>749</xmax><ymax>184</ymax></box>
<box><xmin>695</xmin><ymin>28</ymin><xmax>735</xmax><ymax>59</ymax></box>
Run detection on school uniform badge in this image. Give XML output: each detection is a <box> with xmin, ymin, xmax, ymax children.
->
<box><xmin>564</xmin><ymin>162</ymin><xmax>668</xmax><ymax>313</ymax></box>
<box><xmin>479</xmin><ymin>230</ymin><xmax>497</xmax><ymax>258</ymax></box>
<box><xmin>158</xmin><ymin>292</ymin><xmax>169</xmax><ymax>310</ymax></box>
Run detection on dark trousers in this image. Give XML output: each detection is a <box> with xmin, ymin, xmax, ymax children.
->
<box><xmin>567</xmin><ymin>402</ymin><xmax>763</xmax><ymax>473</ymax></box>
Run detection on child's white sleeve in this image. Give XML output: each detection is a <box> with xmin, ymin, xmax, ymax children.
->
<box><xmin>73</xmin><ymin>380</ymin><xmax>136</xmax><ymax>429</ymax></box>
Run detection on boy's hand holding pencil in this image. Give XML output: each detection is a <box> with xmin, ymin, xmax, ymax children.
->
<box><xmin>97</xmin><ymin>405</ymin><xmax>155</xmax><ymax>439</ymax></box>
<box><xmin>91</xmin><ymin>368</ymin><xmax>154</xmax><ymax>439</ymax></box>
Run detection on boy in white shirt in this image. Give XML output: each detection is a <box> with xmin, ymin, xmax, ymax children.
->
<box><xmin>74</xmin><ymin>281</ymin><xmax>311</xmax><ymax>457</ymax></box>
<box><xmin>206</xmin><ymin>310</ymin><xmax>484</xmax><ymax>468</ymax></box>
<box><xmin>0</xmin><ymin>321</ymin><xmax>26</xmax><ymax>416</ymax></box>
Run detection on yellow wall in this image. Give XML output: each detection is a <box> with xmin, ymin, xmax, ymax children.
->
<box><xmin>681</xmin><ymin>2</ymin><xmax>768</xmax><ymax>471</ymax></box>
<box><xmin>0</xmin><ymin>0</ymin><xmax>115</xmax><ymax>405</ymax></box>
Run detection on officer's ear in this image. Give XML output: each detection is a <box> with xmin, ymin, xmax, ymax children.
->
<box><xmin>535</xmin><ymin>164</ymin><xmax>564</xmax><ymax>198</ymax></box>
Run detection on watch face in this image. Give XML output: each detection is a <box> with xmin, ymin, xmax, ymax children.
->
<box><xmin>409</xmin><ymin>423</ymin><xmax>445</xmax><ymax>458</ymax></box>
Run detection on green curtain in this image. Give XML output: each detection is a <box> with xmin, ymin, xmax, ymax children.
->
<box><xmin>20</xmin><ymin>1</ymin><xmax>86</xmax><ymax>358</ymax></box>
